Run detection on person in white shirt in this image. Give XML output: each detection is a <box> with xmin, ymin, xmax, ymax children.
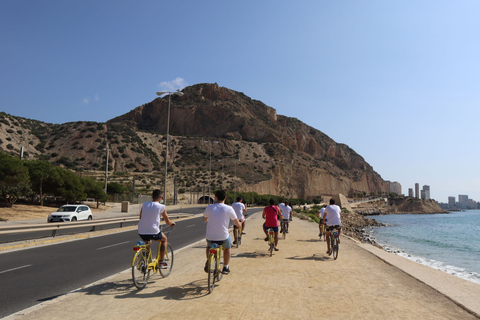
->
<box><xmin>138</xmin><ymin>189</ymin><xmax>176</xmax><ymax>268</ymax></box>
<box><xmin>280</xmin><ymin>201</ymin><xmax>292</xmax><ymax>233</ymax></box>
<box><xmin>317</xmin><ymin>207</ymin><xmax>326</xmax><ymax>238</ymax></box>
<box><xmin>231</xmin><ymin>197</ymin><xmax>247</xmax><ymax>243</ymax></box>
<box><xmin>322</xmin><ymin>198</ymin><xmax>342</xmax><ymax>255</ymax></box>
<box><xmin>203</xmin><ymin>190</ymin><xmax>241</xmax><ymax>275</ymax></box>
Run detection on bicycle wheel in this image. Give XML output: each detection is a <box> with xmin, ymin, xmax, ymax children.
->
<box><xmin>269</xmin><ymin>242</ymin><xmax>274</xmax><ymax>257</ymax></box>
<box><xmin>216</xmin><ymin>249</ymin><xmax>224</xmax><ymax>281</ymax></box>
<box><xmin>207</xmin><ymin>253</ymin><xmax>216</xmax><ymax>294</ymax></box>
<box><xmin>132</xmin><ymin>248</ymin><xmax>151</xmax><ymax>289</ymax></box>
<box><xmin>159</xmin><ymin>243</ymin><xmax>174</xmax><ymax>278</ymax></box>
<box><xmin>282</xmin><ymin>223</ymin><xmax>286</xmax><ymax>240</ymax></box>
<box><xmin>333</xmin><ymin>236</ymin><xmax>339</xmax><ymax>260</ymax></box>
<box><xmin>234</xmin><ymin>229</ymin><xmax>239</xmax><ymax>248</ymax></box>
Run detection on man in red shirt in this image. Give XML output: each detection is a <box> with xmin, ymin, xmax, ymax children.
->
<box><xmin>262</xmin><ymin>198</ymin><xmax>280</xmax><ymax>251</ymax></box>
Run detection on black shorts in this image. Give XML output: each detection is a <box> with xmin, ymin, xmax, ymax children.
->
<box><xmin>139</xmin><ymin>231</ymin><xmax>163</xmax><ymax>242</ymax></box>
<box><xmin>326</xmin><ymin>225</ymin><xmax>342</xmax><ymax>231</ymax></box>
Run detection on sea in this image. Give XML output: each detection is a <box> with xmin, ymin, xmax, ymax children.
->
<box><xmin>366</xmin><ymin>209</ymin><xmax>480</xmax><ymax>284</ymax></box>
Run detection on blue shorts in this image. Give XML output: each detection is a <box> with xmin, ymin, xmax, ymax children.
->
<box><xmin>263</xmin><ymin>224</ymin><xmax>279</xmax><ymax>233</ymax></box>
<box><xmin>139</xmin><ymin>231</ymin><xmax>163</xmax><ymax>242</ymax></box>
<box><xmin>207</xmin><ymin>236</ymin><xmax>232</xmax><ymax>249</ymax></box>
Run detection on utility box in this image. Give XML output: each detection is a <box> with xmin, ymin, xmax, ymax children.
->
<box><xmin>121</xmin><ymin>201</ymin><xmax>129</xmax><ymax>212</ymax></box>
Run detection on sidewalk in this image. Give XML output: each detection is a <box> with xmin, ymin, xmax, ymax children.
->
<box><xmin>7</xmin><ymin>212</ymin><xmax>480</xmax><ymax>320</ymax></box>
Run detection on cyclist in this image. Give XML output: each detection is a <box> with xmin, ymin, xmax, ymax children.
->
<box><xmin>317</xmin><ymin>207</ymin><xmax>326</xmax><ymax>237</ymax></box>
<box><xmin>280</xmin><ymin>201</ymin><xmax>292</xmax><ymax>233</ymax></box>
<box><xmin>231</xmin><ymin>196</ymin><xmax>246</xmax><ymax>244</ymax></box>
<box><xmin>203</xmin><ymin>190</ymin><xmax>242</xmax><ymax>275</ymax></box>
<box><xmin>262</xmin><ymin>198</ymin><xmax>280</xmax><ymax>251</ymax></box>
<box><xmin>138</xmin><ymin>189</ymin><xmax>176</xmax><ymax>268</ymax></box>
<box><xmin>322</xmin><ymin>198</ymin><xmax>342</xmax><ymax>255</ymax></box>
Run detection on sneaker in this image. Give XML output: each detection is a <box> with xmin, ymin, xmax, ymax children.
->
<box><xmin>204</xmin><ymin>261</ymin><xmax>209</xmax><ymax>273</ymax></box>
<box><xmin>159</xmin><ymin>260</ymin><xmax>168</xmax><ymax>269</ymax></box>
<box><xmin>264</xmin><ymin>237</ymin><xmax>268</xmax><ymax>241</ymax></box>
<box><xmin>274</xmin><ymin>248</ymin><xmax>279</xmax><ymax>251</ymax></box>
<box><xmin>242</xmin><ymin>232</ymin><xmax>246</xmax><ymax>234</ymax></box>
<box><xmin>233</xmin><ymin>240</ymin><xmax>237</xmax><ymax>245</ymax></box>
<box><xmin>318</xmin><ymin>233</ymin><xmax>322</xmax><ymax>237</ymax></box>
<box><xmin>222</xmin><ymin>266</ymin><xmax>230</xmax><ymax>275</ymax></box>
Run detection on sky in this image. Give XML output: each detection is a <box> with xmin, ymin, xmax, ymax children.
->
<box><xmin>1</xmin><ymin>0</ymin><xmax>479</xmax><ymax>203</ymax></box>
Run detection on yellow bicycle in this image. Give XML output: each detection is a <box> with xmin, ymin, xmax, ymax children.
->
<box><xmin>267</xmin><ymin>228</ymin><xmax>275</xmax><ymax>256</ymax></box>
<box><xmin>233</xmin><ymin>225</ymin><xmax>242</xmax><ymax>248</ymax></box>
<box><xmin>131</xmin><ymin>227</ymin><xmax>174</xmax><ymax>290</ymax></box>
<box><xmin>206</xmin><ymin>242</ymin><xmax>224</xmax><ymax>293</ymax></box>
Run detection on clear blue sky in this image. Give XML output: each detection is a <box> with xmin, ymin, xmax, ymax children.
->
<box><xmin>1</xmin><ymin>1</ymin><xmax>479</xmax><ymax>203</ymax></box>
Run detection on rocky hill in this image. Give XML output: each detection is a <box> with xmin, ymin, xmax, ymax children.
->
<box><xmin>354</xmin><ymin>198</ymin><xmax>447</xmax><ymax>215</ymax></box>
<box><xmin>0</xmin><ymin>83</ymin><xmax>389</xmax><ymax>199</ymax></box>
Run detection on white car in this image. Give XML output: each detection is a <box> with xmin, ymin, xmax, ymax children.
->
<box><xmin>47</xmin><ymin>205</ymin><xmax>93</xmax><ymax>223</ymax></box>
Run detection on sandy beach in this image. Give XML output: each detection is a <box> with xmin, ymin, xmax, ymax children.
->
<box><xmin>5</xmin><ymin>210</ymin><xmax>480</xmax><ymax>320</ymax></box>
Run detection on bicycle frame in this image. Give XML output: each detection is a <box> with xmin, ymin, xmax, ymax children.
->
<box><xmin>207</xmin><ymin>244</ymin><xmax>224</xmax><ymax>293</ymax></box>
<box><xmin>268</xmin><ymin>228</ymin><xmax>275</xmax><ymax>256</ymax></box>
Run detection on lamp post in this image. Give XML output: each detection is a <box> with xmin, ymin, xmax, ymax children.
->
<box><xmin>203</xmin><ymin>140</ymin><xmax>218</xmax><ymax>204</ymax></box>
<box><xmin>234</xmin><ymin>158</ymin><xmax>240</xmax><ymax>201</ymax></box>
<box><xmin>156</xmin><ymin>90</ymin><xmax>184</xmax><ymax>203</ymax></box>
<box><xmin>104</xmin><ymin>147</ymin><xmax>110</xmax><ymax>195</ymax></box>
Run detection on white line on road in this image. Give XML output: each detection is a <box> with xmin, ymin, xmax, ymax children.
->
<box><xmin>186</xmin><ymin>224</ymin><xmax>195</xmax><ymax>228</ymax></box>
<box><xmin>0</xmin><ymin>264</ymin><xmax>32</xmax><ymax>274</ymax></box>
<box><xmin>96</xmin><ymin>241</ymin><xmax>130</xmax><ymax>250</ymax></box>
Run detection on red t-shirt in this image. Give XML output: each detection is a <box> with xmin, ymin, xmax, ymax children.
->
<box><xmin>264</xmin><ymin>205</ymin><xmax>280</xmax><ymax>228</ymax></box>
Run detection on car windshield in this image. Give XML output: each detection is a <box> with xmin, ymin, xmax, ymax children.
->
<box><xmin>56</xmin><ymin>206</ymin><xmax>76</xmax><ymax>212</ymax></box>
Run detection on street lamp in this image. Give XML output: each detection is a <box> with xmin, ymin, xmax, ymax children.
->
<box><xmin>104</xmin><ymin>147</ymin><xmax>110</xmax><ymax>195</ymax></box>
<box><xmin>203</xmin><ymin>140</ymin><xmax>219</xmax><ymax>204</ymax></box>
<box><xmin>156</xmin><ymin>90</ymin><xmax>184</xmax><ymax>203</ymax></box>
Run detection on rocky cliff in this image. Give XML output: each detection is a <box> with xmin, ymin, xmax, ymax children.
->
<box><xmin>0</xmin><ymin>83</ymin><xmax>389</xmax><ymax>199</ymax></box>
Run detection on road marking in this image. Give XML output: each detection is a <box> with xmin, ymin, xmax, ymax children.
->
<box><xmin>96</xmin><ymin>241</ymin><xmax>130</xmax><ymax>250</ymax></box>
<box><xmin>0</xmin><ymin>264</ymin><xmax>32</xmax><ymax>274</ymax></box>
<box><xmin>186</xmin><ymin>224</ymin><xmax>195</xmax><ymax>228</ymax></box>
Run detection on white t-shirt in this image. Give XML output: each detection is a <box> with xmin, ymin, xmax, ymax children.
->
<box><xmin>318</xmin><ymin>207</ymin><xmax>326</xmax><ymax>220</ymax></box>
<box><xmin>138</xmin><ymin>201</ymin><xmax>165</xmax><ymax>234</ymax></box>
<box><xmin>204</xmin><ymin>203</ymin><xmax>238</xmax><ymax>241</ymax></box>
<box><xmin>282</xmin><ymin>205</ymin><xmax>292</xmax><ymax>220</ymax></box>
<box><xmin>325</xmin><ymin>204</ymin><xmax>341</xmax><ymax>226</ymax></box>
<box><xmin>231</xmin><ymin>202</ymin><xmax>245</xmax><ymax>221</ymax></box>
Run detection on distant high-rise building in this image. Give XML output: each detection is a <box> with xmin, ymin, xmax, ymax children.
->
<box><xmin>408</xmin><ymin>188</ymin><xmax>414</xmax><ymax>197</ymax></box>
<box><xmin>422</xmin><ymin>185</ymin><xmax>430</xmax><ymax>200</ymax></box>
<box><xmin>415</xmin><ymin>183</ymin><xmax>419</xmax><ymax>199</ymax></box>
<box><xmin>448</xmin><ymin>196</ymin><xmax>456</xmax><ymax>208</ymax></box>
<box><xmin>459</xmin><ymin>195</ymin><xmax>469</xmax><ymax>209</ymax></box>
<box><xmin>389</xmin><ymin>181</ymin><xmax>402</xmax><ymax>195</ymax></box>
<box><xmin>421</xmin><ymin>190</ymin><xmax>426</xmax><ymax>199</ymax></box>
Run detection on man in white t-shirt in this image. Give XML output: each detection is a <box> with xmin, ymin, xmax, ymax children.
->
<box><xmin>279</xmin><ymin>201</ymin><xmax>292</xmax><ymax>233</ymax></box>
<box><xmin>322</xmin><ymin>198</ymin><xmax>342</xmax><ymax>255</ymax></box>
<box><xmin>138</xmin><ymin>189</ymin><xmax>176</xmax><ymax>268</ymax></box>
<box><xmin>231</xmin><ymin>197</ymin><xmax>247</xmax><ymax>242</ymax></box>
<box><xmin>317</xmin><ymin>207</ymin><xmax>326</xmax><ymax>238</ymax></box>
<box><xmin>203</xmin><ymin>190</ymin><xmax>241</xmax><ymax>275</ymax></box>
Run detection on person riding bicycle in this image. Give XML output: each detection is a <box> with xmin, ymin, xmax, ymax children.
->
<box><xmin>317</xmin><ymin>207</ymin><xmax>326</xmax><ymax>237</ymax></box>
<box><xmin>203</xmin><ymin>190</ymin><xmax>242</xmax><ymax>275</ymax></box>
<box><xmin>138</xmin><ymin>189</ymin><xmax>176</xmax><ymax>269</ymax></box>
<box><xmin>279</xmin><ymin>201</ymin><xmax>292</xmax><ymax>233</ymax></box>
<box><xmin>322</xmin><ymin>198</ymin><xmax>342</xmax><ymax>256</ymax></box>
<box><xmin>262</xmin><ymin>198</ymin><xmax>281</xmax><ymax>251</ymax></box>
<box><xmin>231</xmin><ymin>197</ymin><xmax>247</xmax><ymax>242</ymax></box>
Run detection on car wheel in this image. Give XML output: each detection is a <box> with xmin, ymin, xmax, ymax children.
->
<box><xmin>71</xmin><ymin>216</ymin><xmax>77</xmax><ymax>222</ymax></box>
<box><xmin>88</xmin><ymin>215</ymin><xmax>92</xmax><ymax>220</ymax></box>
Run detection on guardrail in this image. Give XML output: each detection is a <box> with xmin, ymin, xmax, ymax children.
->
<box><xmin>0</xmin><ymin>214</ymin><xmax>189</xmax><ymax>237</ymax></box>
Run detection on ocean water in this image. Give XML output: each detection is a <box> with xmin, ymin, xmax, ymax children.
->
<box><xmin>366</xmin><ymin>210</ymin><xmax>480</xmax><ymax>284</ymax></box>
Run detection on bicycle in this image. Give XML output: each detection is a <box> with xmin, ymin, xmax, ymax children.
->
<box><xmin>319</xmin><ymin>223</ymin><xmax>326</xmax><ymax>241</ymax></box>
<box><xmin>233</xmin><ymin>225</ymin><xmax>242</xmax><ymax>248</ymax></box>
<box><xmin>206</xmin><ymin>241</ymin><xmax>225</xmax><ymax>294</ymax></box>
<box><xmin>280</xmin><ymin>220</ymin><xmax>288</xmax><ymax>240</ymax></box>
<box><xmin>131</xmin><ymin>226</ymin><xmax>174</xmax><ymax>290</ymax></box>
<box><xmin>267</xmin><ymin>228</ymin><xmax>275</xmax><ymax>256</ymax></box>
<box><xmin>327</xmin><ymin>225</ymin><xmax>340</xmax><ymax>260</ymax></box>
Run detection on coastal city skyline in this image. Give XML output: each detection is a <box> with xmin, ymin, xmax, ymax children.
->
<box><xmin>1</xmin><ymin>1</ymin><xmax>479</xmax><ymax>202</ymax></box>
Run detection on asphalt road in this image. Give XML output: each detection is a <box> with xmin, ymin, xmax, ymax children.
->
<box><xmin>0</xmin><ymin>208</ymin><xmax>262</xmax><ymax>319</ymax></box>
<box><xmin>0</xmin><ymin>207</ymin><xmax>204</xmax><ymax>244</ymax></box>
